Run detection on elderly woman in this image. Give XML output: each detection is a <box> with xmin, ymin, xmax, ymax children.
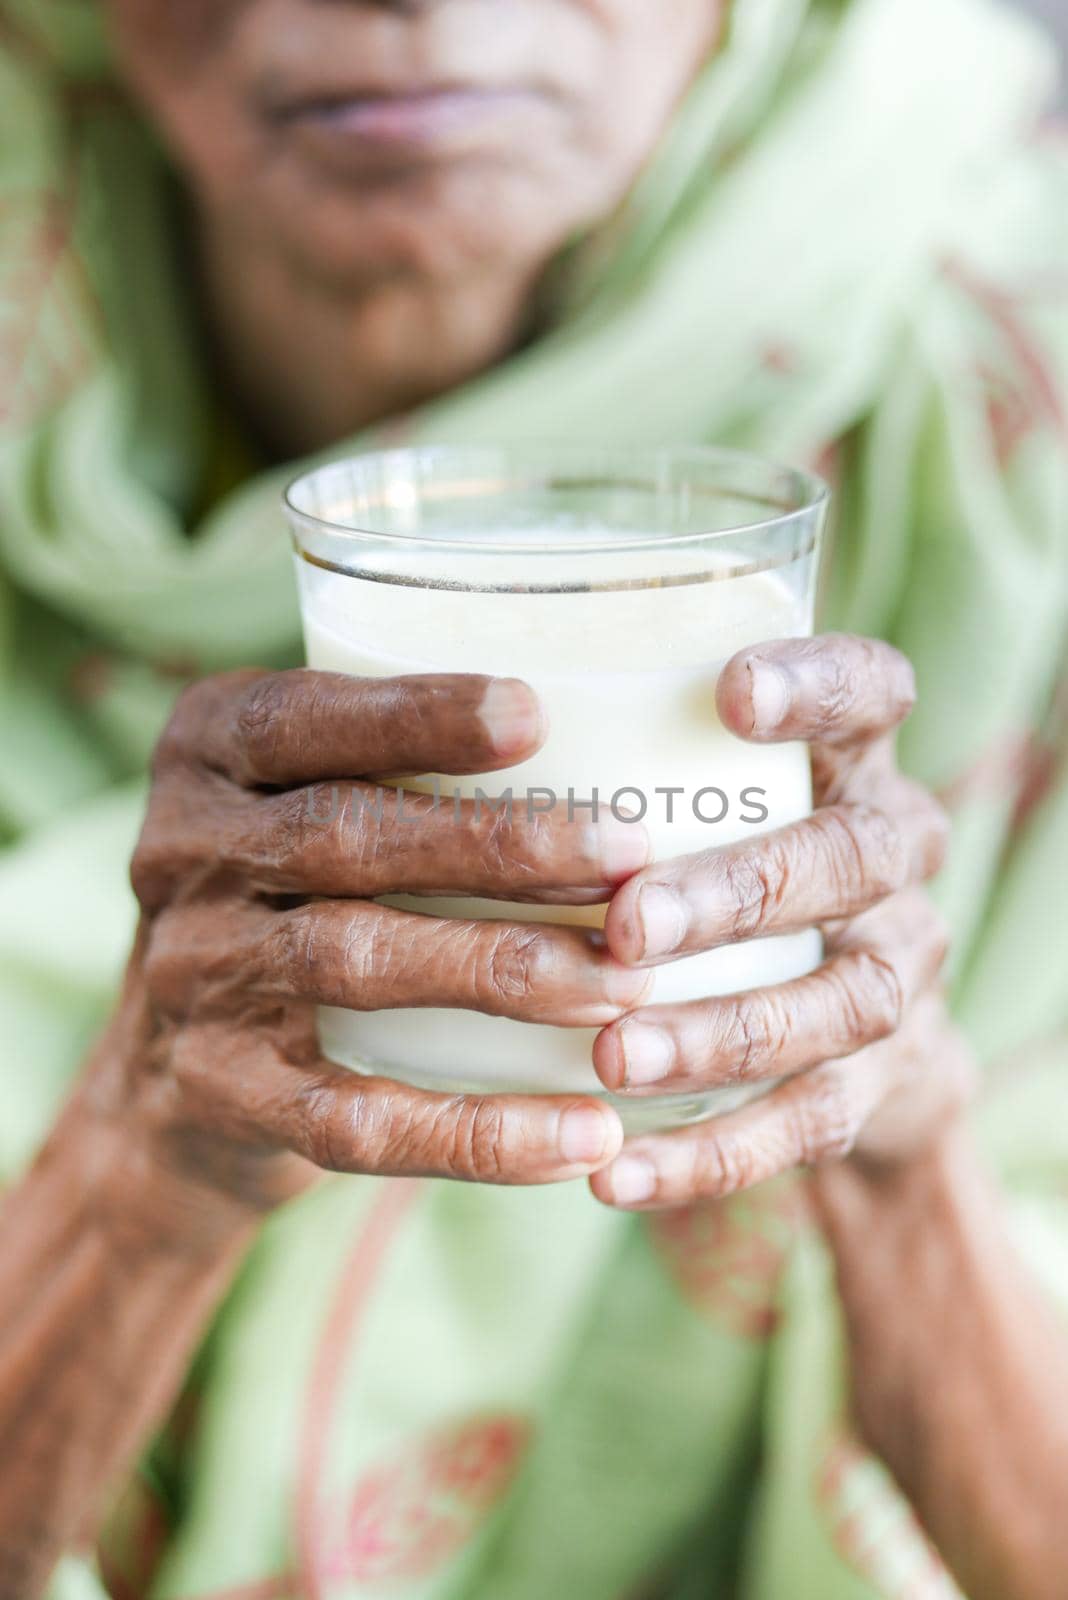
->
<box><xmin>1</xmin><ymin>0</ymin><xmax>1066</xmax><ymax>1596</ymax></box>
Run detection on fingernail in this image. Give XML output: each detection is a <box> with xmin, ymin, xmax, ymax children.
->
<box><xmin>478</xmin><ymin>679</ymin><xmax>546</xmax><ymax>757</ymax></box>
<box><xmin>637</xmin><ymin>884</ymin><xmax>687</xmax><ymax>959</ymax></box>
<box><xmin>748</xmin><ymin>660</ymin><xmax>792</xmax><ymax>735</ymax></box>
<box><xmin>606</xmin><ymin>1154</ymin><xmax>658</xmax><ymax>1206</ymax></box>
<box><xmin>620</xmin><ymin>1022</ymin><xmax>675</xmax><ymax>1086</ymax></box>
<box><xmin>558</xmin><ymin>1106</ymin><xmax>616</xmax><ymax>1166</ymax></box>
<box><xmin>590</xmin><ymin>813</ymin><xmax>652</xmax><ymax>883</ymax></box>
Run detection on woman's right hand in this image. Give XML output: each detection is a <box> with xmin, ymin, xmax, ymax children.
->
<box><xmin>102</xmin><ymin>668</ymin><xmax>649</xmax><ymax>1235</ymax></box>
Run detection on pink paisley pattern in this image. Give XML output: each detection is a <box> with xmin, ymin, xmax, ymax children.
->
<box><xmin>937</xmin><ymin>729</ymin><xmax>1046</xmax><ymax>815</ymax></box>
<box><xmin>816</xmin><ymin>1430</ymin><xmax>962</xmax><ymax>1600</ymax></box>
<box><xmin>1014</xmin><ymin>663</ymin><xmax>1068</xmax><ymax>832</ymax></box>
<box><xmin>978</xmin><ymin>358</ymin><xmax>1045</xmax><ymax>467</ymax></box>
<box><xmin>809</xmin><ymin>436</ymin><xmax>846</xmax><ymax>491</ymax></box>
<box><xmin>296</xmin><ymin>1183</ymin><xmax>421</xmax><ymax>1598</ymax></box>
<box><xmin>322</xmin><ymin>1415</ymin><xmax>531</xmax><ymax>1588</ymax></box>
<box><xmin>943</xmin><ymin>257</ymin><xmax>1068</xmax><ymax>446</ymax></box>
<box><xmin>759</xmin><ymin>340</ymin><xmax>802</xmax><ymax>376</ymax></box>
<box><xmin>0</xmin><ymin>12</ymin><xmax>113</xmax><ymax>435</ymax></box>
<box><xmin>172</xmin><ymin>1580</ymin><xmax>295</xmax><ymax>1600</ymax></box>
<box><xmin>646</xmin><ymin>1179</ymin><xmax>808</xmax><ymax>1339</ymax></box>
<box><xmin>0</xmin><ymin>184</ymin><xmax>95</xmax><ymax>431</ymax></box>
<box><xmin>936</xmin><ymin>658</ymin><xmax>1067</xmax><ymax>827</ymax></box>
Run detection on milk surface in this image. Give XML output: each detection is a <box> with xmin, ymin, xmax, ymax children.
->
<box><xmin>298</xmin><ymin>541</ymin><xmax>821</xmax><ymax>1122</ymax></box>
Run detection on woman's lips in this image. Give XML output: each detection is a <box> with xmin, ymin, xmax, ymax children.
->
<box><xmin>271</xmin><ymin>85</ymin><xmax>556</xmax><ymax>169</ymax></box>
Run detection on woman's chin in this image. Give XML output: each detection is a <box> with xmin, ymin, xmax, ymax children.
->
<box><xmin>251</xmin><ymin>152</ymin><xmax>587</xmax><ymax>289</ymax></box>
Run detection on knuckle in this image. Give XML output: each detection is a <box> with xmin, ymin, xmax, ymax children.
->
<box><xmin>479</xmin><ymin>926</ymin><xmax>551</xmax><ymax>1011</ymax></box>
<box><xmin>348</xmin><ymin>915</ymin><xmax>404</xmax><ymax>1003</ymax></box>
<box><xmin>233</xmin><ymin>673</ymin><xmax>291</xmax><ymax>783</ymax></box>
<box><xmin>815</xmin><ymin>649</ymin><xmax>861</xmax><ymax>726</ymax></box>
<box><xmin>154</xmin><ymin>1026</ymin><xmax>206</xmax><ymax>1101</ymax></box>
<box><xmin>723</xmin><ymin>994</ymin><xmax>780</xmax><ymax>1081</ymax></box>
<box><xmin>390</xmin><ymin>678</ymin><xmax>434</xmax><ymax>743</ymax></box>
<box><xmin>479</xmin><ymin>803</ymin><xmax>521</xmax><ymax>878</ymax></box>
<box><xmin>130</xmin><ymin>832</ymin><xmax>167</xmax><ymax>911</ymax></box>
<box><xmin>263</xmin><ymin>784</ymin><xmax>357</xmax><ymax>879</ymax></box>
<box><xmin>819</xmin><ymin>963</ymin><xmax>869</xmax><ymax>1051</ymax></box>
<box><xmin>273</xmin><ymin>905</ymin><xmax>330</xmax><ymax>993</ymax></box>
<box><xmin>270</xmin><ymin>788</ymin><xmax>317</xmax><ymax>867</ymax></box>
<box><xmin>145</xmin><ymin>903</ymin><xmax>255</xmax><ymax>1017</ymax></box>
<box><xmin>699</xmin><ymin>1135</ymin><xmax>758</xmax><ymax>1198</ymax></box>
<box><xmin>721</xmin><ymin>848</ymin><xmax>781</xmax><ymax>939</ymax></box>
<box><xmin>793</xmin><ymin>1071</ymin><xmax>859</xmax><ymax>1164</ymax></box>
<box><xmin>153</xmin><ymin>672</ymin><xmax>260</xmax><ymax>776</ymax></box>
<box><xmin>828</xmin><ymin>805</ymin><xmax>908</xmax><ymax>903</ymax></box>
<box><xmin>511</xmin><ymin>806</ymin><xmax>556</xmax><ymax>874</ymax></box>
<box><xmin>468</xmin><ymin>799</ymin><xmax>551</xmax><ymax>889</ymax></box>
<box><xmin>858</xmin><ymin>638</ymin><xmax>917</xmax><ymax>721</ymax></box>
<box><xmin>296</xmin><ymin>1078</ymin><xmax>348</xmax><ymax>1171</ymax></box>
<box><xmin>439</xmin><ymin>1097</ymin><xmax>509</xmax><ymax>1181</ymax></box>
<box><xmin>141</xmin><ymin>911</ymin><xmax>185</xmax><ymax>1009</ymax></box>
<box><xmin>849</xmin><ymin>949</ymin><xmax>906</xmax><ymax>1041</ymax></box>
<box><xmin>280</xmin><ymin>907</ymin><xmax>381</xmax><ymax>1004</ymax></box>
<box><xmin>151</xmin><ymin>681</ymin><xmax>207</xmax><ymax>775</ymax></box>
<box><xmin>355</xmin><ymin>1090</ymin><xmax>417</xmax><ymax>1174</ymax></box>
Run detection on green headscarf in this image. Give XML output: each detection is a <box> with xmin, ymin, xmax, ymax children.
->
<box><xmin>1</xmin><ymin>1</ymin><xmax>1066</xmax><ymax>1596</ymax></box>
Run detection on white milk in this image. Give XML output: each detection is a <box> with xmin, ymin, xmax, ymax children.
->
<box><xmin>298</xmin><ymin>543</ymin><xmax>821</xmax><ymax>1126</ymax></box>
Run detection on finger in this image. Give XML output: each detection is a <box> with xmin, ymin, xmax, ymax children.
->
<box><xmin>594</xmin><ymin>889</ymin><xmax>948</xmax><ymax>1094</ymax></box>
<box><xmin>850</xmin><ymin>991</ymin><xmax>978</xmax><ymax>1164</ymax></box>
<box><xmin>158</xmin><ymin>669</ymin><xmax>547</xmax><ymax>786</ymax></box>
<box><xmin>141</xmin><ymin>775</ymin><xmax>650</xmax><ymax>902</ymax></box>
<box><xmin>590</xmin><ymin>1053</ymin><xmax>893</xmax><ymax>1210</ymax></box>
<box><xmin>170</xmin><ymin>1025</ymin><xmax>624</xmax><ymax>1185</ymax></box>
<box><xmin>604</xmin><ymin>797</ymin><xmax>947</xmax><ymax>965</ymax></box>
<box><xmin>716</xmin><ymin>635</ymin><xmax>917</xmax><ymax>747</ymax></box>
<box><xmin>146</xmin><ymin>898</ymin><xmax>653</xmax><ymax>1027</ymax></box>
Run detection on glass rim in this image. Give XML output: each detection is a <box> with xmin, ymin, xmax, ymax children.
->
<box><xmin>283</xmin><ymin>443</ymin><xmax>831</xmax><ymax>562</ymax></box>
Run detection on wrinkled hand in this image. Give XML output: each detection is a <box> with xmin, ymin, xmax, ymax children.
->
<box><xmin>114</xmin><ymin>669</ymin><xmax>652</xmax><ymax>1223</ymax></box>
<box><xmin>590</xmin><ymin>635</ymin><xmax>977</xmax><ymax>1211</ymax></box>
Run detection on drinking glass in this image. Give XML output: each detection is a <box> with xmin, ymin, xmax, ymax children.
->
<box><xmin>285</xmin><ymin>445</ymin><xmax>828</xmax><ymax>1131</ymax></box>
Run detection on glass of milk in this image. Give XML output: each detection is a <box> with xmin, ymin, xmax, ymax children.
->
<box><xmin>285</xmin><ymin>446</ymin><xmax>828</xmax><ymax>1132</ymax></box>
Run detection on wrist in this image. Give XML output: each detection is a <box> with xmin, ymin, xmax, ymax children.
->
<box><xmin>57</xmin><ymin>953</ymin><xmax>281</xmax><ymax>1262</ymax></box>
<box><xmin>21</xmin><ymin>1091</ymin><xmax>258</xmax><ymax>1273</ymax></box>
<box><xmin>809</xmin><ymin>1117</ymin><xmax>990</xmax><ymax>1327</ymax></box>
<box><xmin>0</xmin><ymin>1078</ymin><xmax>255</xmax><ymax>1593</ymax></box>
<box><xmin>816</xmin><ymin>1114</ymin><xmax>972</xmax><ymax>1211</ymax></box>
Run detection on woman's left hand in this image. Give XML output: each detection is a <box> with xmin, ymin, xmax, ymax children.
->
<box><xmin>590</xmin><ymin>633</ymin><xmax>977</xmax><ymax>1210</ymax></box>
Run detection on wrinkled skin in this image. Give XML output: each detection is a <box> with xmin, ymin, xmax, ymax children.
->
<box><xmin>10</xmin><ymin>8</ymin><xmax>1068</xmax><ymax>1599</ymax></box>
<box><xmin>110</xmin><ymin>636</ymin><xmax>966</xmax><ymax>1227</ymax></box>
<box><xmin>589</xmin><ymin>634</ymin><xmax>970</xmax><ymax>1204</ymax></box>
<box><xmin>105</xmin><ymin>0</ymin><xmax>721</xmax><ymax>287</ymax></box>
<box><xmin>103</xmin><ymin>0</ymin><xmax>725</xmax><ymax>449</ymax></box>
<box><xmin>120</xmin><ymin>670</ymin><xmax>645</xmax><ymax>1219</ymax></box>
<box><xmin>94</xmin><ymin>0</ymin><xmax>967</xmax><ymax>1209</ymax></box>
